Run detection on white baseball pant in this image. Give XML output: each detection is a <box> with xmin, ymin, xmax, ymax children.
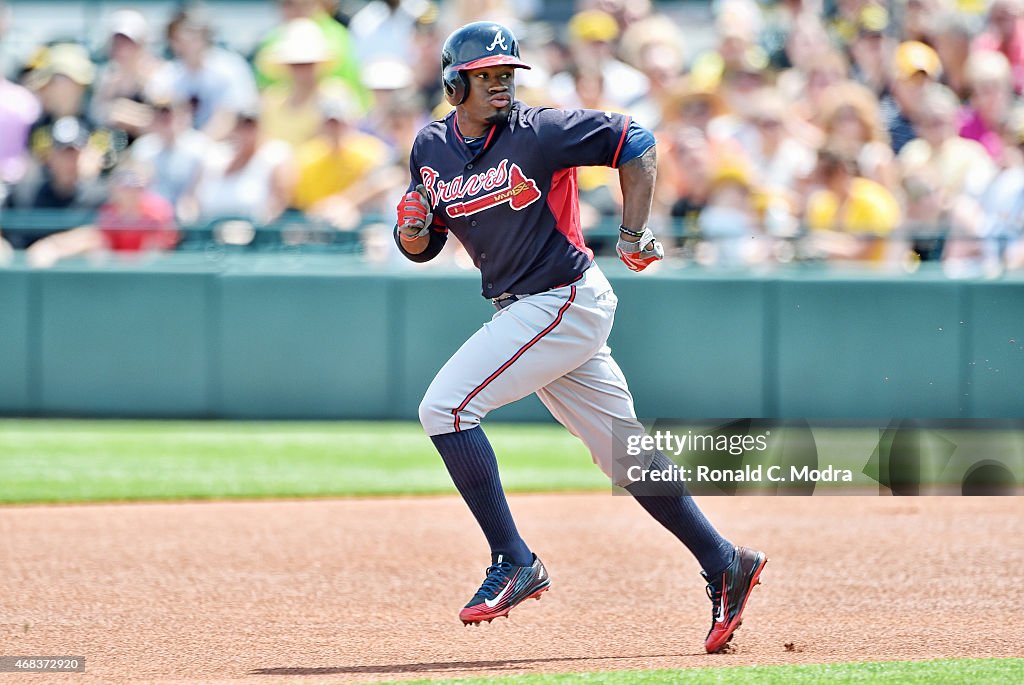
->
<box><xmin>418</xmin><ymin>264</ymin><xmax>647</xmax><ymax>485</ymax></box>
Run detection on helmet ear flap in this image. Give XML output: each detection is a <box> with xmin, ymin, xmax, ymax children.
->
<box><xmin>443</xmin><ymin>67</ymin><xmax>469</xmax><ymax>106</ymax></box>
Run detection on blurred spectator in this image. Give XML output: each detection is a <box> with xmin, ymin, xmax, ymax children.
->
<box><xmin>619</xmin><ymin>15</ymin><xmax>686</xmax><ymax>128</ymax></box>
<box><xmin>349</xmin><ymin>0</ymin><xmax>430</xmax><ymax>64</ymax></box>
<box><xmin>715</xmin><ymin>45</ymin><xmax>772</xmax><ymax>127</ymax></box>
<box><xmin>691</xmin><ymin>0</ymin><xmax>772</xmax><ymax>119</ymax></box>
<box><xmin>661</xmin><ymin>76</ymin><xmax>729</xmax><ymax>134</ymax></box>
<box><xmin>89</xmin><ymin>10</ymin><xmax>166</xmax><ymax>143</ymax></box>
<box><xmin>6</xmin><ymin>117</ymin><xmax>107</xmax><ymax>250</ymax></box>
<box><xmin>25</xmin><ymin>43</ymin><xmax>94</xmax><ymax>123</ymax></box>
<box><xmin>359</xmin><ymin>60</ymin><xmax>424</xmax><ymax>160</ymax></box>
<box><xmin>155</xmin><ymin>8</ymin><xmax>258</xmax><ymax>140</ymax></box>
<box><xmin>883</xmin><ymin>41</ymin><xmax>943</xmax><ymax>153</ymax></box>
<box><xmin>127</xmin><ymin>95</ymin><xmax>209</xmax><ymax>219</ymax></box>
<box><xmin>819</xmin><ymin>81</ymin><xmax>898</xmax><ymax>191</ymax></box>
<box><xmin>587</xmin><ymin>0</ymin><xmax>653</xmax><ymax>31</ymax></box>
<box><xmin>805</xmin><ymin>147</ymin><xmax>901</xmax><ymax>261</ymax></box>
<box><xmin>778</xmin><ymin>11</ymin><xmax>833</xmax><ymax>84</ymax></box>
<box><xmin>742</xmin><ymin>88</ymin><xmax>816</xmax><ymax>204</ymax></box>
<box><xmin>663</xmin><ymin>127</ymin><xmax>717</xmax><ymax>230</ymax></box>
<box><xmin>976</xmin><ymin>107</ymin><xmax>1024</xmax><ymax>264</ymax></box>
<box><xmin>254</xmin><ymin>0</ymin><xmax>368</xmax><ymax>111</ymax></box>
<box><xmin>900</xmin><ymin>167</ymin><xmax>983</xmax><ymax>266</ymax></box>
<box><xmin>24</xmin><ymin>43</ymin><xmax>109</xmax><ymax>175</ymax></box>
<box><xmin>548</xmin><ymin>9</ymin><xmax>647</xmax><ymax>109</ymax></box>
<box><xmin>787</xmin><ymin>50</ymin><xmax>849</xmax><ymax>135</ymax></box>
<box><xmin>260</xmin><ymin>18</ymin><xmax>353</xmax><ymax>149</ymax></box>
<box><xmin>958</xmin><ymin>51</ymin><xmax>1016</xmax><ymax>162</ymax></box>
<box><xmin>96</xmin><ymin>168</ymin><xmax>178</xmax><ymax>253</ymax></box>
<box><xmin>901</xmin><ymin>0</ymin><xmax>951</xmax><ymax>45</ymax></box>
<box><xmin>899</xmin><ymin>84</ymin><xmax>997</xmax><ymax>202</ymax></box>
<box><xmin>371</xmin><ymin>90</ymin><xmax>424</xmax><ymax>164</ymax></box>
<box><xmin>759</xmin><ymin>0</ymin><xmax>810</xmax><ymax>69</ymax></box>
<box><xmin>825</xmin><ymin>0</ymin><xmax>870</xmax><ymax>45</ymax></box>
<box><xmin>0</xmin><ymin>61</ymin><xmax>39</xmax><ymax>185</ymax></box>
<box><xmin>191</xmin><ymin>108</ymin><xmax>295</xmax><ymax>224</ymax></box>
<box><xmin>972</xmin><ymin>0</ymin><xmax>1024</xmax><ymax>94</ymax></box>
<box><xmin>932</xmin><ymin>10</ymin><xmax>974</xmax><ymax>99</ymax></box>
<box><xmin>7</xmin><ymin>117</ymin><xmax>106</xmax><ymax>215</ymax></box>
<box><xmin>24</xmin><ymin>167</ymin><xmax>178</xmax><ymax>268</ymax></box>
<box><xmin>695</xmin><ymin>165</ymin><xmax>767</xmax><ymax>267</ymax></box>
<box><xmin>848</xmin><ymin>4</ymin><xmax>894</xmax><ymax>96</ymax></box>
<box><xmin>292</xmin><ymin>97</ymin><xmax>397</xmax><ymax>228</ymax></box>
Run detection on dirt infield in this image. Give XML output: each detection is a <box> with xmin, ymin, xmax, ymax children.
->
<box><xmin>1</xmin><ymin>494</ymin><xmax>1021</xmax><ymax>684</ymax></box>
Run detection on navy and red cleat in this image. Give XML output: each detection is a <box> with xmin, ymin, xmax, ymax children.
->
<box><xmin>460</xmin><ymin>554</ymin><xmax>550</xmax><ymax>625</ymax></box>
<box><xmin>702</xmin><ymin>546</ymin><xmax>768</xmax><ymax>653</ymax></box>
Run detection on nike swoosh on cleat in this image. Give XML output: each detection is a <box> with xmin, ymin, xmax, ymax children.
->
<box><xmin>483</xmin><ymin>580</ymin><xmax>514</xmax><ymax>608</ymax></box>
<box><xmin>715</xmin><ymin>583</ymin><xmax>728</xmax><ymax>624</ymax></box>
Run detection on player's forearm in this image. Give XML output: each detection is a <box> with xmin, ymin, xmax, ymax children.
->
<box><xmin>396</xmin><ymin>228</ymin><xmax>430</xmax><ymax>255</ymax></box>
<box><xmin>618</xmin><ymin>146</ymin><xmax>657</xmax><ymax>243</ymax></box>
<box><xmin>394</xmin><ymin>225</ymin><xmax>447</xmax><ymax>262</ymax></box>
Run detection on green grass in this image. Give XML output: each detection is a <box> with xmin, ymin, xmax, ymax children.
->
<box><xmin>362</xmin><ymin>658</ymin><xmax>1024</xmax><ymax>685</ymax></box>
<box><xmin>0</xmin><ymin>420</ymin><xmax>605</xmax><ymax>503</ymax></box>
<box><xmin>3</xmin><ymin>420</ymin><xmax>1018</xmax><ymax>503</ymax></box>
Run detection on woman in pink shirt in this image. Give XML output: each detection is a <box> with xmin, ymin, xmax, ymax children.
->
<box><xmin>958</xmin><ymin>51</ymin><xmax>1015</xmax><ymax>162</ymax></box>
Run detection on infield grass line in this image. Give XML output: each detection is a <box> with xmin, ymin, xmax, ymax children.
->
<box><xmin>350</xmin><ymin>657</ymin><xmax>1024</xmax><ymax>685</ymax></box>
<box><xmin>0</xmin><ymin>419</ymin><xmax>1007</xmax><ymax>503</ymax></box>
<box><xmin>0</xmin><ymin>420</ymin><xmax>604</xmax><ymax>503</ymax></box>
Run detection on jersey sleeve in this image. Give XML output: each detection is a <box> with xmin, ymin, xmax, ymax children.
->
<box><xmin>395</xmin><ymin>136</ymin><xmax>448</xmax><ymax>263</ymax></box>
<box><xmin>533</xmin><ymin>108</ymin><xmax>631</xmax><ymax>170</ymax></box>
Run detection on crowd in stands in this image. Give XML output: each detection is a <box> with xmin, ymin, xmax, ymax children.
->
<box><xmin>1</xmin><ymin>0</ymin><xmax>1023</xmax><ymax>273</ymax></box>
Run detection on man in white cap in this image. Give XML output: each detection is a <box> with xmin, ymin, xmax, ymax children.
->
<box><xmin>90</xmin><ymin>9</ymin><xmax>167</xmax><ymax>140</ymax></box>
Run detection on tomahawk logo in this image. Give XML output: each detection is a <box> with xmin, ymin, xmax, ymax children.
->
<box><xmin>446</xmin><ymin>163</ymin><xmax>541</xmax><ymax>217</ymax></box>
<box><xmin>486</xmin><ymin>28</ymin><xmax>508</xmax><ymax>51</ymax></box>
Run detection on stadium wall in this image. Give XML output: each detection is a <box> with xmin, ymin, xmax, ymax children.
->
<box><xmin>1</xmin><ymin>264</ymin><xmax>1021</xmax><ymax>420</ymax></box>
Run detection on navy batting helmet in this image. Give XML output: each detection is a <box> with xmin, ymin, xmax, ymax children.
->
<box><xmin>441</xmin><ymin>22</ymin><xmax>531</xmax><ymax>106</ymax></box>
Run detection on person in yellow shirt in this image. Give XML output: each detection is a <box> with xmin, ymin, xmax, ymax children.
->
<box><xmin>260</xmin><ymin>18</ymin><xmax>354</xmax><ymax>149</ymax></box>
<box><xmin>805</xmin><ymin>147</ymin><xmax>901</xmax><ymax>262</ymax></box>
<box><xmin>292</xmin><ymin>97</ymin><xmax>400</xmax><ymax>228</ymax></box>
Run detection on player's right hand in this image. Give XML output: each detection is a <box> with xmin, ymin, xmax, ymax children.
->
<box><xmin>616</xmin><ymin>228</ymin><xmax>664</xmax><ymax>272</ymax></box>
<box><xmin>397</xmin><ymin>184</ymin><xmax>433</xmax><ymax>239</ymax></box>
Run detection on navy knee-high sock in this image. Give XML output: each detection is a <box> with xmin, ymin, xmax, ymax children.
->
<box><xmin>625</xmin><ymin>451</ymin><xmax>735</xmax><ymax>576</ymax></box>
<box><xmin>431</xmin><ymin>427</ymin><xmax>533</xmax><ymax>566</ymax></box>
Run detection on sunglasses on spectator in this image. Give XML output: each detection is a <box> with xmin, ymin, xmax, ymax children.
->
<box><xmin>682</xmin><ymin>101</ymin><xmax>711</xmax><ymax>116</ymax></box>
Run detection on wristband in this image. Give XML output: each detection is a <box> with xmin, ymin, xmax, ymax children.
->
<box><xmin>399</xmin><ymin>226</ymin><xmax>429</xmax><ymax>241</ymax></box>
<box><xmin>619</xmin><ymin>225</ymin><xmax>645</xmax><ymax>238</ymax></box>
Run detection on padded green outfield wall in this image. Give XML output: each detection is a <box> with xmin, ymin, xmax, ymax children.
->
<box><xmin>1</xmin><ymin>259</ymin><xmax>1021</xmax><ymax>420</ymax></box>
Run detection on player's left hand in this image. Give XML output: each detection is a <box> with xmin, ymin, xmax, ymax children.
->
<box><xmin>616</xmin><ymin>228</ymin><xmax>664</xmax><ymax>272</ymax></box>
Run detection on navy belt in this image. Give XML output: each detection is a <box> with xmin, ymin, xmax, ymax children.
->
<box><xmin>491</xmin><ymin>293</ymin><xmax>524</xmax><ymax>310</ymax></box>
<box><xmin>490</xmin><ymin>273</ymin><xmax>585</xmax><ymax>310</ymax></box>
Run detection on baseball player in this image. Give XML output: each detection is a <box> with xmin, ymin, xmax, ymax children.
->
<box><xmin>394</xmin><ymin>22</ymin><xmax>767</xmax><ymax>653</ymax></box>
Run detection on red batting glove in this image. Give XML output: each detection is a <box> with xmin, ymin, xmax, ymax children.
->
<box><xmin>616</xmin><ymin>228</ymin><xmax>664</xmax><ymax>272</ymax></box>
<box><xmin>397</xmin><ymin>185</ymin><xmax>432</xmax><ymax>240</ymax></box>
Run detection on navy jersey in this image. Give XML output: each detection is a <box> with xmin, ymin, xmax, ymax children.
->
<box><xmin>398</xmin><ymin>102</ymin><xmax>632</xmax><ymax>299</ymax></box>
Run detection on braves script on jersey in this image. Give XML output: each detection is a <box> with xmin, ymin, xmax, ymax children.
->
<box><xmin>408</xmin><ymin>102</ymin><xmax>631</xmax><ymax>299</ymax></box>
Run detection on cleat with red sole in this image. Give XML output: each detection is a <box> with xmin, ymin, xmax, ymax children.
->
<box><xmin>458</xmin><ymin>554</ymin><xmax>550</xmax><ymax>625</ymax></box>
<box><xmin>703</xmin><ymin>547</ymin><xmax>768</xmax><ymax>654</ymax></box>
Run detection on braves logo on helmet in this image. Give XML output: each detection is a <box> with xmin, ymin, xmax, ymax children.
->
<box><xmin>485</xmin><ymin>29</ymin><xmax>509</xmax><ymax>52</ymax></box>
